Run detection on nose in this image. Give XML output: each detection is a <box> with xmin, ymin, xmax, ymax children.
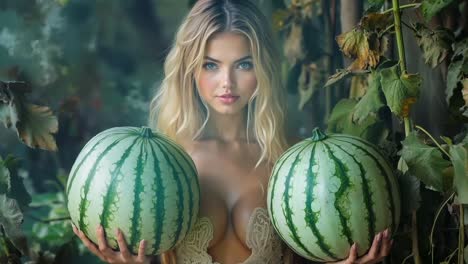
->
<box><xmin>222</xmin><ymin>68</ymin><xmax>234</xmax><ymax>89</ymax></box>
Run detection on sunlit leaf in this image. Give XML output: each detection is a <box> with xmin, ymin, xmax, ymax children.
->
<box><xmin>16</xmin><ymin>104</ymin><xmax>58</xmax><ymax>151</ymax></box>
<box><xmin>400</xmin><ymin>132</ymin><xmax>451</xmax><ymax>192</ymax></box>
<box><xmin>0</xmin><ymin>194</ymin><xmax>28</xmax><ymax>255</ymax></box>
<box><xmin>336</xmin><ymin>29</ymin><xmax>382</xmax><ymax>71</ymax></box>
<box><xmin>353</xmin><ymin>71</ymin><xmax>385</xmax><ymax>123</ymax></box>
<box><xmin>414</xmin><ymin>23</ymin><xmax>454</xmax><ymax>68</ymax></box>
<box><xmin>449</xmin><ymin>144</ymin><xmax>468</xmax><ymax>203</ymax></box>
<box><xmin>380</xmin><ymin>65</ymin><xmax>421</xmax><ymax>117</ymax></box>
<box><xmin>421</xmin><ymin>0</ymin><xmax>456</xmax><ymax>21</ymax></box>
<box><xmin>0</xmin><ymin>81</ymin><xmax>58</xmax><ymax>151</ymax></box>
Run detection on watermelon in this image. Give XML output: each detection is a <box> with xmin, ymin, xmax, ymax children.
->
<box><xmin>267</xmin><ymin>128</ymin><xmax>400</xmax><ymax>262</ymax></box>
<box><xmin>66</xmin><ymin>126</ymin><xmax>200</xmax><ymax>255</ymax></box>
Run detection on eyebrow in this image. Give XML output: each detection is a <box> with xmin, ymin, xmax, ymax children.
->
<box><xmin>204</xmin><ymin>55</ymin><xmax>252</xmax><ymax>63</ymax></box>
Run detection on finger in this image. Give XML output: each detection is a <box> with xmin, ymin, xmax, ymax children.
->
<box><xmin>76</xmin><ymin>228</ymin><xmax>107</xmax><ymax>262</ymax></box>
<box><xmin>96</xmin><ymin>225</ymin><xmax>114</xmax><ymax>256</ymax></box>
<box><xmin>116</xmin><ymin>228</ymin><xmax>132</xmax><ymax>260</ymax></box>
<box><xmin>379</xmin><ymin>229</ymin><xmax>392</xmax><ymax>257</ymax></box>
<box><xmin>366</xmin><ymin>232</ymin><xmax>383</xmax><ymax>259</ymax></box>
<box><xmin>136</xmin><ymin>239</ymin><xmax>147</xmax><ymax>263</ymax></box>
<box><xmin>346</xmin><ymin>243</ymin><xmax>358</xmax><ymax>264</ymax></box>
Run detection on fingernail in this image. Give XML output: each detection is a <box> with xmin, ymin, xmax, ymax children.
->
<box><xmin>384</xmin><ymin>228</ymin><xmax>389</xmax><ymax>238</ymax></box>
<box><xmin>376</xmin><ymin>232</ymin><xmax>382</xmax><ymax>241</ymax></box>
<box><xmin>116</xmin><ymin>228</ymin><xmax>121</xmax><ymax>236</ymax></box>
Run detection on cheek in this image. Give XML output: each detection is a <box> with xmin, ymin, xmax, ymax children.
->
<box><xmin>239</xmin><ymin>73</ymin><xmax>258</xmax><ymax>93</ymax></box>
<box><xmin>197</xmin><ymin>73</ymin><xmax>218</xmax><ymax>98</ymax></box>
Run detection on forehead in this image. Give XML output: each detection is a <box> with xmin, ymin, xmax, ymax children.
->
<box><xmin>205</xmin><ymin>32</ymin><xmax>251</xmax><ymax>59</ymax></box>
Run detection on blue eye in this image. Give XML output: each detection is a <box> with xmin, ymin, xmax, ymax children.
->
<box><xmin>203</xmin><ymin>62</ymin><xmax>218</xmax><ymax>71</ymax></box>
<box><xmin>238</xmin><ymin>61</ymin><xmax>253</xmax><ymax>70</ymax></box>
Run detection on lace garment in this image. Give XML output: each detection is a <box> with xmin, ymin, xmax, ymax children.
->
<box><xmin>175</xmin><ymin>207</ymin><xmax>283</xmax><ymax>264</ymax></box>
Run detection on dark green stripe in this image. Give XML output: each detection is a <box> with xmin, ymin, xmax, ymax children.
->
<box><xmin>67</xmin><ymin>132</ymin><xmax>113</xmax><ymax>195</ymax></box>
<box><xmin>322</xmin><ymin>142</ymin><xmax>353</xmax><ymax>256</ymax></box>
<box><xmin>129</xmin><ymin>139</ymin><xmax>147</xmax><ymax>250</ymax></box>
<box><xmin>282</xmin><ymin>141</ymin><xmax>321</xmax><ymax>259</ymax></box>
<box><xmin>66</xmin><ymin>129</ymin><xmax>132</xmax><ymax>195</ymax></box>
<box><xmin>269</xmin><ymin>143</ymin><xmax>305</xmax><ymax>234</ymax></box>
<box><xmin>328</xmin><ymin>141</ymin><xmax>376</xmax><ymax>248</ymax></box>
<box><xmin>155</xmin><ymin>137</ymin><xmax>196</xmax><ymax>239</ymax></box>
<box><xmin>148</xmin><ymin>142</ymin><xmax>165</xmax><ymax>252</ymax></box>
<box><xmin>78</xmin><ymin>136</ymin><xmax>127</xmax><ymax>233</ymax></box>
<box><xmin>303</xmin><ymin>144</ymin><xmax>329</xmax><ymax>261</ymax></box>
<box><xmin>152</xmin><ymin>140</ymin><xmax>185</xmax><ymax>246</ymax></box>
<box><xmin>331</xmin><ymin>136</ymin><xmax>398</xmax><ymax>230</ymax></box>
<box><xmin>99</xmin><ymin>136</ymin><xmax>141</xmax><ymax>246</ymax></box>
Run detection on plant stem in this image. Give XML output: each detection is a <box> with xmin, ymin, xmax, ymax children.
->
<box><xmin>416</xmin><ymin>125</ymin><xmax>452</xmax><ymax>159</ymax></box>
<box><xmin>411</xmin><ymin>211</ymin><xmax>422</xmax><ymax>264</ymax></box>
<box><xmin>392</xmin><ymin>0</ymin><xmax>407</xmax><ymax>74</ymax></box>
<box><xmin>459</xmin><ymin>204</ymin><xmax>465</xmax><ymax>264</ymax></box>
<box><xmin>430</xmin><ymin>192</ymin><xmax>455</xmax><ymax>263</ymax></box>
<box><xmin>382</xmin><ymin>3</ymin><xmax>421</xmax><ymax>14</ymax></box>
<box><xmin>392</xmin><ymin>0</ymin><xmax>421</xmax><ymax>262</ymax></box>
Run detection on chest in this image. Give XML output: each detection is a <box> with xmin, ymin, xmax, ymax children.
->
<box><xmin>190</xmin><ymin>145</ymin><xmax>271</xmax><ymax>248</ymax></box>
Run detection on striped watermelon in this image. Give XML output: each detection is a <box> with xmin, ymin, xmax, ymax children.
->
<box><xmin>267</xmin><ymin>128</ymin><xmax>400</xmax><ymax>262</ymax></box>
<box><xmin>66</xmin><ymin>126</ymin><xmax>200</xmax><ymax>255</ymax></box>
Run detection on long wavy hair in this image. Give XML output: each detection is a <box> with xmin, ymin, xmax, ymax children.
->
<box><xmin>149</xmin><ymin>0</ymin><xmax>287</xmax><ymax>166</ymax></box>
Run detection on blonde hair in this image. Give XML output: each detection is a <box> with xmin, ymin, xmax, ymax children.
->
<box><xmin>149</xmin><ymin>0</ymin><xmax>287</xmax><ymax>165</ymax></box>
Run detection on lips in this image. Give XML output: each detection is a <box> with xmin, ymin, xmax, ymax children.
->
<box><xmin>217</xmin><ymin>94</ymin><xmax>239</xmax><ymax>104</ymax></box>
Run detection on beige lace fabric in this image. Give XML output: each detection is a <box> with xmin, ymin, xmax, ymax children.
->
<box><xmin>175</xmin><ymin>207</ymin><xmax>283</xmax><ymax>264</ymax></box>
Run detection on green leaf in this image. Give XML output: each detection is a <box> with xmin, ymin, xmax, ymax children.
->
<box><xmin>400</xmin><ymin>132</ymin><xmax>451</xmax><ymax>192</ymax></box>
<box><xmin>380</xmin><ymin>65</ymin><xmax>421</xmax><ymax>117</ymax></box>
<box><xmin>421</xmin><ymin>0</ymin><xmax>456</xmax><ymax>21</ymax></box>
<box><xmin>353</xmin><ymin>71</ymin><xmax>385</xmax><ymax>123</ymax></box>
<box><xmin>0</xmin><ymin>194</ymin><xmax>28</xmax><ymax>255</ymax></box>
<box><xmin>398</xmin><ymin>170</ymin><xmax>421</xmax><ymax>214</ymax></box>
<box><xmin>449</xmin><ymin>144</ymin><xmax>468</xmax><ymax>203</ymax></box>
<box><xmin>414</xmin><ymin>23</ymin><xmax>454</xmax><ymax>68</ymax></box>
<box><xmin>0</xmin><ymin>157</ymin><xmax>11</xmax><ymax>194</ymax></box>
<box><xmin>447</xmin><ymin>59</ymin><xmax>464</xmax><ymax>103</ymax></box>
<box><xmin>6</xmin><ymin>166</ymin><xmax>31</xmax><ymax>212</ymax></box>
<box><xmin>364</xmin><ymin>0</ymin><xmax>385</xmax><ymax>14</ymax></box>
<box><xmin>327</xmin><ymin>99</ymin><xmax>389</xmax><ymax>145</ymax></box>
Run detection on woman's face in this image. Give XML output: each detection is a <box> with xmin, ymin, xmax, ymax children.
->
<box><xmin>196</xmin><ymin>32</ymin><xmax>257</xmax><ymax>116</ymax></box>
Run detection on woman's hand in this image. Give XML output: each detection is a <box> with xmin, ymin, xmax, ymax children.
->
<box><xmin>330</xmin><ymin>228</ymin><xmax>393</xmax><ymax>264</ymax></box>
<box><xmin>72</xmin><ymin>224</ymin><xmax>150</xmax><ymax>264</ymax></box>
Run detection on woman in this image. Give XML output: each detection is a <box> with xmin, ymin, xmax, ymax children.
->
<box><xmin>73</xmin><ymin>0</ymin><xmax>393</xmax><ymax>263</ymax></box>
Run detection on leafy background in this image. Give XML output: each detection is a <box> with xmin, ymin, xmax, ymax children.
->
<box><xmin>0</xmin><ymin>0</ymin><xmax>467</xmax><ymax>263</ymax></box>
